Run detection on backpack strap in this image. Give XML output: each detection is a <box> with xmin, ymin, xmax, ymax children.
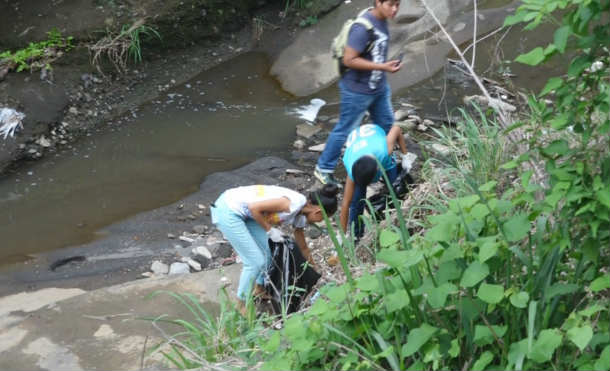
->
<box><xmin>352</xmin><ymin>8</ymin><xmax>375</xmax><ymax>53</ymax></box>
<box><xmin>338</xmin><ymin>7</ymin><xmax>375</xmax><ymax>76</ymax></box>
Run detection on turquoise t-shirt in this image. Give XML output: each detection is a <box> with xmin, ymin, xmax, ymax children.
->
<box><xmin>342</xmin><ymin>124</ymin><xmax>394</xmax><ymax>182</ymax></box>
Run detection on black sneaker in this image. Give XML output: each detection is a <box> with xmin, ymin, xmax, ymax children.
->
<box><xmin>314</xmin><ymin>167</ymin><xmax>341</xmax><ymax>187</ymax></box>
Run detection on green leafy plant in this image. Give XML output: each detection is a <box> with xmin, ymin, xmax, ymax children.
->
<box><xmin>153</xmin><ymin>1</ymin><xmax>609</xmax><ymax>370</ymax></box>
<box><xmin>299</xmin><ymin>15</ymin><xmax>318</xmax><ymax>28</ymax></box>
<box><xmin>0</xmin><ymin>28</ymin><xmax>73</xmax><ymax>72</ymax></box>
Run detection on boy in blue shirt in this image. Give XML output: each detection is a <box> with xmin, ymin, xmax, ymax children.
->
<box><xmin>314</xmin><ymin>0</ymin><xmax>402</xmax><ymax>186</ymax></box>
<box><xmin>340</xmin><ymin>123</ymin><xmax>412</xmax><ymax>237</ymax></box>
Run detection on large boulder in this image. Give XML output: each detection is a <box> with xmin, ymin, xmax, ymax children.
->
<box><xmin>270</xmin><ymin>0</ymin><xmax>519</xmax><ymax>97</ymax></box>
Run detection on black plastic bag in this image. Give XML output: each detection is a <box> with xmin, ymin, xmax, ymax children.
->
<box><xmin>265</xmin><ymin>238</ymin><xmax>321</xmax><ymax>314</ymax></box>
<box><xmin>367</xmin><ymin>165</ymin><xmax>414</xmax><ymax>220</ymax></box>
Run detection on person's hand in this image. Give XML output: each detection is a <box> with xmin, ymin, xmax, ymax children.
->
<box><xmin>382</xmin><ymin>60</ymin><xmax>402</xmax><ymax>73</ymax></box>
<box><xmin>267</xmin><ymin>227</ymin><xmax>284</xmax><ymax>243</ymax></box>
<box><xmin>401</xmin><ymin>152</ymin><xmax>418</xmax><ymax>173</ymax></box>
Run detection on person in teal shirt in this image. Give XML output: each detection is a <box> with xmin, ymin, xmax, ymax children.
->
<box><xmin>340</xmin><ymin>123</ymin><xmax>412</xmax><ymax>237</ymax></box>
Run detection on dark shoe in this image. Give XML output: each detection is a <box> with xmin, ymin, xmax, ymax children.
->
<box><xmin>314</xmin><ymin>167</ymin><xmax>341</xmax><ymax>187</ymax></box>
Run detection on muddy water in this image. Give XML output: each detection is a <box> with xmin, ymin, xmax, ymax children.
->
<box><xmin>0</xmin><ymin>53</ymin><xmax>304</xmax><ymax>262</ymax></box>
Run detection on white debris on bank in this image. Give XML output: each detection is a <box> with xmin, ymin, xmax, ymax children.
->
<box><xmin>292</xmin><ymin>98</ymin><xmax>326</xmax><ymax>123</ymax></box>
<box><xmin>0</xmin><ymin>108</ymin><xmax>25</xmax><ymax>139</ymax></box>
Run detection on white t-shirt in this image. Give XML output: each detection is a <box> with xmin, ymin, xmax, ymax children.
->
<box><xmin>223</xmin><ymin>185</ymin><xmax>308</xmax><ymax>228</ymax></box>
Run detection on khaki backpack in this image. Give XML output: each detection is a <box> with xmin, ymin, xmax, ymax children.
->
<box><xmin>330</xmin><ymin>7</ymin><xmax>375</xmax><ymax>75</ymax></box>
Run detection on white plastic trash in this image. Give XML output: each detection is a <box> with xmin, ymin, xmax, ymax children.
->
<box><xmin>293</xmin><ymin>98</ymin><xmax>326</xmax><ymax>123</ymax></box>
<box><xmin>0</xmin><ymin>108</ymin><xmax>25</xmax><ymax>139</ymax></box>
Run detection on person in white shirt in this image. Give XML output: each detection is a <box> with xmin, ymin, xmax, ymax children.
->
<box><xmin>210</xmin><ymin>184</ymin><xmax>339</xmax><ymax>315</ymax></box>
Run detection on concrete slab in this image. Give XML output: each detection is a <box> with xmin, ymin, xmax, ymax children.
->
<box><xmin>0</xmin><ymin>264</ymin><xmax>241</xmax><ymax>371</ymax></box>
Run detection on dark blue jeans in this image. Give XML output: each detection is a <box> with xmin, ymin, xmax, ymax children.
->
<box><xmin>316</xmin><ymin>81</ymin><xmax>394</xmax><ymax>173</ymax></box>
<box><xmin>349</xmin><ymin>165</ymin><xmax>397</xmax><ymax>237</ymax></box>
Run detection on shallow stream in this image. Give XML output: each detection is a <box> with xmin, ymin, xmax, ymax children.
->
<box><xmin>0</xmin><ymin>4</ymin><xmax>563</xmax><ymax>269</ymax></box>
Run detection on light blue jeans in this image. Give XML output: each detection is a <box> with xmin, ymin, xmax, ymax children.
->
<box><xmin>210</xmin><ymin>194</ymin><xmax>271</xmax><ymax>300</ymax></box>
<box><xmin>316</xmin><ymin>81</ymin><xmax>394</xmax><ymax>172</ymax></box>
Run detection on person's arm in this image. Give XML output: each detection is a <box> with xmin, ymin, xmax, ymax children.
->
<box><xmin>247</xmin><ymin>197</ymin><xmax>290</xmax><ymax>231</ymax></box>
<box><xmin>340</xmin><ymin>178</ymin><xmax>355</xmax><ymax>233</ymax></box>
<box><xmin>293</xmin><ymin>228</ymin><xmax>314</xmax><ymax>265</ymax></box>
<box><xmin>343</xmin><ymin>46</ymin><xmax>402</xmax><ymax>73</ymax></box>
<box><xmin>386</xmin><ymin>125</ymin><xmax>408</xmax><ymax>155</ymax></box>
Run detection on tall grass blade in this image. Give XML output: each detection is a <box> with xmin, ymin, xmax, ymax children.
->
<box><xmin>371</xmin><ymin>330</ymin><xmax>400</xmax><ymax>371</ymax></box>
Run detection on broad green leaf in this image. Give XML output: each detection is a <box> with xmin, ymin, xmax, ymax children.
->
<box><xmin>449</xmin><ymin>195</ymin><xmax>480</xmax><ymax>212</ymax></box>
<box><xmin>489</xmin><ymin>198</ymin><xmax>514</xmax><ymax>214</ymax></box>
<box><xmin>553</xmin><ymin>25</ymin><xmax>570</xmax><ymax>53</ymax></box>
<box><xmin>460</xmin><ymin>298</ymin><xmax>485</xmax><ymax>322</ymax></box>
<box><xmin>594</xmin><ymin>345</ymin><xmax>610</xmax><ymax>371</ymax></box>
<box><xmin>356</xmin><ymin>273</ymin><xmax>379</xmax><ymax>292</ymax></box>
<box><xmin>423</xmin><ymin>343</ymin><xmax>442</xmax><ymax>365</ymax></box>
<box><xmin>262</xmin><ymin>355</ymin><xmax>292</xmax><ymax>371</ymax></box>
<box><xmin>597</xmin><ymin>188</ymin><xmax>610</xmax><ymax>209</ymax></box>
<box><xmin>413</xmin><ymin>277</ymin><xmax>434</xmax><ymax>296</ymax></box>
<box><xmin>306</xmin><ymin>297</ymin><xmax>331</xmax><ymax>317</ymax></box>
<box><xmin>440</xmin><ymin>245</ymin><xmax>464</xmax><ymax>263</ymax></box>
<box><xmin>472</xmin><ymin>351</ymin><xmax>494</xmax><ymax>371</ymax></box>
<box><xmin>406</xmin><ymin>360</ymin><xmax>425</xmax><ymax>371</ymax></box>
<box><xmin>590</xmin><ymin>274</ymin><xmax>610</xmax><ymax>292</ymax></box>
<box><xmin>380</xmin><ymin>229</ymin><xmax>401</xmax><ymax>248</ymax></box>
<box><xmin>478</xmin><ymin>237</ymin><xmax>499</xmax><ymax>263</ymax></box>
<box><xmin>567</xmin><ymin>325</ymin><xmax>593</xmax><ymax>351</ymax></box>
<box><xmin>427</xmin><ymin>282</ymin><xmax>457</xmax><ymax>309</ymax></box>
<box><xmin>503</xmin><ymin>213</ymin><xmax>530</xmax><ymax>242</ymax></box>
<box><xmin>510</xmin><ymin>291</ymin><xmax>530</xmax><ymax>308</ymax></box>
<box><xmin>540</xmin><ymin>77</ymin><xmax>563</xmax><ymax>96</ymax></box>
<box><xmin>460</xmin><ymin>261</ymin><xmax>490</xmax><ymax>288</ymax></box>
<box><xmin>426</xmin><ymin>212</ymin><xmax>460</xmax><ymax>242</ymax></box>
<box><xmin>477</xmin><ymin>283</ymin><xmax>504</xmax><ymax>304</ymax></box>
<box><xmin>436</xmin><ymin>260</ymin><xmax>461</xmax><ymax>283</ymax></box>
<box><xmin>501</xmin><ymin>160</ymin><xmax>519</xmax><ymax>169</ymax></box>
<box><xmin>471</xmin><ymin>204</ymin><xmax>490</xmax><ymax>221</ymax></box>
<box><xmin>479</xmin><ymin>181</ymin><xmax>497</xmax><ymax>192</ymax></box>
<box><xmin>550</xmin><ymin>113</ymin><xmax>570</xmax><ymax>130</ymax></box>
<box><xmin>402</xmin><ymin>323</ymin><xmax>438</xmax><ymax>357</ymax></box>
<box><xmin>262</xmin><ymin>331</ymin><xmax>281</xmax><ymax>352</ymax></box>
<box><xmin>543</xmin><ymin>44</ymin><xmax>557</xmax><ymax>56</ymax></box>
<box><xmin>474</xmin><ymin>324</ymin><xmax>508</xmax><ymax>346</ymax></box>
<box><xmin>323</xmin><ymin>285</ymin><xmax>348</xmax><ymax>304</ymax></box>
<box><xmin>568</xmin><ymin>56</ymin><xmax>590</xmax><ymax>77</ymax></box>
<box><xmin>542</xmin><ymin>139</ymin><xmax>570</xmax><ymax>156</ymax></box>
<box><xmin>449</xmin><ymin>339</ymin><xmax>460</xmax><ymax>358</ymax></box>
<box><xmin>529</xmin><ymin>329</ymin><xmax>563</xmax><ymax>363</ymax></box>
<box><xmin>385</xmin><ymin>289</ymin><xmax>409</xmax><ymax>313</ymax></box>
<box><xmin>503</xmin><ymin>11</ymin><xmax>527</xmax><ymax>26</ymax></box>
<box><xmin>516</xmin><ymin>47</ymin><xmax>545</xmax><ymax>66</ymax></box>
<box><xmin>377</xmin><ymin>248</ymin><xmax>423</xmax><ymax>269</ymax></box>
<box><xmin>285</xmin><ymin>316</ymin><xmax>307</xmax><ymax>339</ymax></box>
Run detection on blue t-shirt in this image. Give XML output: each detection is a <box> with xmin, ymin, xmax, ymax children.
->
<box><xmin>342</xmin><ymin>11</ymin><xmax>389</xmax><ymax>94</ymax></box>
<box><xmin>343</xmin><ymin>124</ymin><xmax>394</xmax><ymax>182</ymax></box>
